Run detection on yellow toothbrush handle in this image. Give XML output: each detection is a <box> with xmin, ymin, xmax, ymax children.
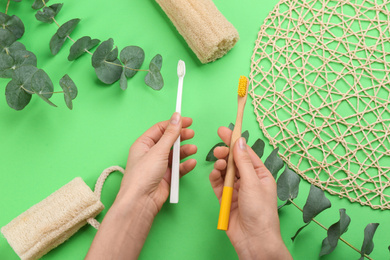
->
<box><xmin>217</xmin><ymin>186</ymin><xmax>234</xmax><ymax>230</ymax></box>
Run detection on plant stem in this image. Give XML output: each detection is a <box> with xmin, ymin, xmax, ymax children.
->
<box><xmin>5</xmin><ymin>0</ymin><xmax>10</xmax><ymax>15</ymax></box>
<box><xmin>288</xmin><ymin>199</ymin><xmax>373</xmax><ymax>260</ymax></box>
<box><xmin>104</xmin><ymin>60</ymin><xmax>149</xmax><ymax>72</ymax></box>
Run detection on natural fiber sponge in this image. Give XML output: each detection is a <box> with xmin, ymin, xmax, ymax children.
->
<box><xmin>1</xmin><ymin>177</ymin><xmax>104</xmax><ymax>260</ymax></box>
<box><xmin>156</xmin><ymin>0</ymin><xmax>239</xmax><ymax>63</ymax></box>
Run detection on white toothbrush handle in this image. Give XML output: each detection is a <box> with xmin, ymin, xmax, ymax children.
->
<box><xmin>170</xmin><ymin>77</ymin><xmax>183</xmax><ymax>203</ymax></box>
<box><xmin>170</xmin><ymin>136</ymin><xmax>180</xmax><ymax>203</ymax></box>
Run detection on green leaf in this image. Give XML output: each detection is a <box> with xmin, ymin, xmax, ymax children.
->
<box><xmin>0</xmin><ymin>13</ymin><xmax>24</xmax><ymax>39</ymax></box>
<box><xmin>277</xmin><ymin>167</ymin><xmax>301</xmax><ymax>201</ymax></box>
<box><xmin>59</xmin><ymin>74</ymin><xmax>78</xmax><ymax>110</ymax></box>
<box><xmin>291</xmin><ymin>222</ymin><xmax>310</xmax><ymax>242</ymax></box>
<box><xmin>120</xmin><ymin>70</ymin><xmax>127</xmax><ymax>90</ymax></box>
<box><xmin>1</xmin><ymin>50</ymin><xmax>37</xmax><ymax>78</ymax></box>
<box><xmin>29</xmin><ymin>69</ymin><xmax>54</xmax><ymax>99</ymax></box>
<box><xmin>302</xmin><ymin>185</ymin><xmax>331</xmax><ymax>223</ymax></box>
<box><xmin>206</xmin><ymin>142</ymin><xmax>227</xmax><ymax>162</ymax></box>
<box><xmin>320</xmin><ymin>209</ymin><xmax>351</xmax><ymax>256</ymax></box>
<box><xmin>6</xmin><ymin>41</ymin><xmax>26</xmax><ymax>53</ymax></box>
<box><xmin>251</xmin><ymin>138</ymin><xmax>265</xmax><ymax>158</ymax></box>
<box><xmin>0</xmin><ymin>52</ymin><xmax>14</xmax><ymax>78</ymax></box>
<box><xmin>31</xmin><ymin>86</ymin><xmax>57</xmax><ymax>107</ymax></box>
<box><xmin>0</xmin><ymin>28</ymin><xmax>17</xmax><ymax>51</ymax></box>
<box><xmin>359</xmin><ymin>223</ymin><xmax>379</xmax><ymax>260</ymax></box>
<box><xmin>35</xmin><ymin>4</ymin><xmax>63</xmax><ymax>24</ymax></box>
<box><xmin>94</xmin><ymin>58</ymin><xmax>122</xmax><ymax>84</ymax></box>
<box><xmin>5</xmin><ymin>80</ymin><xmax>32</xmax><ymax>110</ymax></box>
<box><xmin>32</xmin><ymin>0</ymin><xmax>49</xmax><ymax>10</ymax></box>
<box><xmin>241</xmin><ymin>130</ymin><xmax>249</xmax><ymax>143</ymax></box>
<box><xmin>92</xmin><ymin>38</ymin><xmax>116</xmax><ymax>68</ymax></box>
<box><xmin>68</xmin><ymin>36</ymin><xmax>100</xmax><ymax>61</ymax></box>
<box><xmin>12</xmin><ymin>65</ymin><xmax>39</xmax><ymax>90</ymax></box>
<box><xmin>228</xmin><ymin>123</ymin><xmax>234</xmax><ymax>130</ymax></box>
<box><xmin>264</xmin><ymin>148</ymin><xmax>284</xmax><ymax>179</ymax></box>
<box><xmin>50</xmin><ymin>19</ymin><xmax>80</xmax><ymax>55</ymax></box>
<box><xmin>120</xmin><ymin>46</ymin><xmax>145</xmax><ymax>78</ymax></box>
<box><xmin>145</xmin><ymin>54</ymin><xmax>163</xmax><ymax>90</ymax></box>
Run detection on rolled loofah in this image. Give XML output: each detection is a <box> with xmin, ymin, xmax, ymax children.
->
<box><xmin>1</xmin><ymin>177</ymin><xmax>104</xmax><ymax>260</ymax></box>
<box><xmin>156</xmin><ymin>0</ymin><xmax>239</xmax><ymax>63</ymax></box>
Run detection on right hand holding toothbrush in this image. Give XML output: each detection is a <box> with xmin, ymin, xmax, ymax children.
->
<box><xmin>209</xmin><ymin>126</ymin><xmax>292</xmax><ymax>259</ymax></box>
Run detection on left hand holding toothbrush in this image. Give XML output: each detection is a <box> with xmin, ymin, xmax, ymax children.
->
<box><xmin>87</xmin><ymin>112</ymin><xmax>197</xmax><ymax>260</ymax></box>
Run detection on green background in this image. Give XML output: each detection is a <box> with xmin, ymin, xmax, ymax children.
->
<box><xmin>0</xmin><ymin>0</ymin><xmax>389</xmax><ymax>259</ymax></box>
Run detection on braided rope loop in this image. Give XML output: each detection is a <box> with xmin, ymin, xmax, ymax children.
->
<box><xmin>250</xmin><ymin>0</ymin><xmax>390</xmax><ymax>209</ymax></box>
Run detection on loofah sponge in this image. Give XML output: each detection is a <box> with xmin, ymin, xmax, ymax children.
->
<box><xmin>1</xmin><ymin>177</ymin><xmax>104</xmax><ymax>260</ymax></box>
<box><xmin>155</xmin><ymin>0</ymin><xmax>239</xmax><ymax>63</ymax></box>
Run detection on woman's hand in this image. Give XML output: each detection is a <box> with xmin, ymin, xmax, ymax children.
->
<box><xmin>209</xmin><ymin>126</ymin><xmax>291</xmax><ymax>259</ymax></box>
<box><xmin>87</xmin><ymin>112</ymin><xmax>197</xmax><ymax>260</ymax></box>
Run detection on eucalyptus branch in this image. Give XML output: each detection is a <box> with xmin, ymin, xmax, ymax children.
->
<box><xmin>289</xmin><ymin>199</ymin><xmax>373</xmax><ymax>260</ymax></box>
<box><xmin>5</xmin><ymin>0</ymin><xmax>10</xmax><ymax>15</ymax></box>
<box><xmin>104</xmin><ymin>60</ymin><xmax>149</xmax><ymax>72</ymax></box>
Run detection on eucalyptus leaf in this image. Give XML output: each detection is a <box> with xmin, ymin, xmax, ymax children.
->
<box><xmin>59</xmin><ymin>74</ymin><xmax>77</xmax><ymax>110</ymax></box>
<box><xmin>206</xmin><ymin>142</ymin><xmax>227</xmax><ymax>162</ymax></box>
<box><xmin>241</xmin><ymin>130</ymin><xmax>249</xmax><ymax>143</ymax></box>
<box><xmin>35</xmin><ymin>4</ymin><xmax>63</xmax><ymax>24</ymax></box>
<box><xmin>2</xmin><ymin>50</ymin><xmax>38</xmax><ymax>78</ymax></box>
<box><xmin>31</xmin><ymin>86</ymin><xmax>57</xmax><ymax>107</ymax></box>
<box><xmin>94</xmin><ymin>58</ymin><xmax>122</xmax><ymax>84</ymax></box>
<box><xmin>264</xmin><ymin>148</ymin><xmax>284</xmax><ymax>179</ymax></box>
<box><xmin>0</xmin><ymin>14</ymin><xmax>24</xmax><ymax>39</ymax></box>
<box><xmin>50</xmin><ymin>19</ymin><xmax>80</xmax><ymax>55</ymax></box>
<box><xmin>0</xmin><ymin>52</ymin><xmax>14</xmax><ymax>78</ymax></box>
<box><xmin>291</xmin><ymin>222</ymin><xmax>310</xmax><ymax>242</ymax></box>
<box><xmin>251</xmin><ymin>138</ymin><xmax>265</xmax><ymax>158</ymax></box>
<box><xmin>0</xmin><ymin>28</ymin><xmax>17</xmax><ymax>51</ymax></box>
<box><xmin>359</xmin><ymin>223</ymin><xmax>379</xmax><ymax>260</ymax></box>
<box><xmin>302</xmin><ymin>185</ymin><xmax>331</xmax><ymax>223</ymax></box>
<box><xmin>92</xmin><ymin>38</ymin><xmax>116</xmax><ymax>68</ymax></box>
<box><xmin>228</xmin><ymin>123</ymin><xmax>234</xmax><ymax>130</ymax></box>
<box><xmin>68</xmin><ymin>36</ymin><xmax>100</xmax><ymax>61</ymax></box>
<box><xmin>12</xmin><ymin>65</ymin><xmax>38</xmax><ymax>91</ymax></box>
<box><xmin>32</xmin><ymin>0</ymin><xmax>49</xmax><ymax>10</ymax></box>
<box><xmin>5</xmin><ymin>79</ymin><xmax>32</xmax><ymax>110</ymax></box>
<box><xmin>120</xmin><ymin>46</ymin><xmax>145</xmax><ymax>78</ymax></box>
<box><xmin>29</xmin><ymin>69</ymin><xmax>54</xmax><ymax>99</ymax></box>
<box><xmin>150</xmin><ymin>54</ymin><xmax>162</xmax><ymax>70</ymax></box>
<box><xmin>145</xmin><ymin>62</ymin><xmax>163</xmax><ymax>90</ymax></box>
<box><xmin>120</xmin><ymin>70</ymin><xmax>127</xmax><ymax>90</ymax></box>
<box><xmin>277</xmin><ymin>167</ymin><xmax>301</xmax><ymax>201</ymax></box>
<box><xmin>319</xmin><ymin>209</ymin><xmax>351</xmax><ymax>256</ymax></box>
<box><xmin>5</xmin><ymin>41</ymin><xmax>26</xmax><ymax>54</ymax></box>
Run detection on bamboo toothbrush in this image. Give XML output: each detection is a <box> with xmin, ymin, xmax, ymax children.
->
<box><xmin>170</xmin><ymin>60</ymin><xmax>186</xmax><ymax>204</ymax></box>
<box><xmin>217</xmin><ymin>75</ymin><xmax>249</xmax><ymax>230</ymax></box>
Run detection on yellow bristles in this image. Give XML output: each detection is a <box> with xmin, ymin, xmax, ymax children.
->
<box><xmin>238</xmin><ymin>76</ymin><xmax>247</xmax><ymax>97</ymax></box>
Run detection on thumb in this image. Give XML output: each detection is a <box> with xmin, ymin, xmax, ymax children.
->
<box><xmin>233</xmin><ymin>137</ymin><xmax>258</xmax><ymax>184</ymax></box>
<box><xmin>154</xmin><ymin>112</ymin><xmax>182</xmax><ymax>153</ymax></box>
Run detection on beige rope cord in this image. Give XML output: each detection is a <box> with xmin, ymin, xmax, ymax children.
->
<box><xmin>87</xmin><ymin>166</ymin><xmax>125</xmax><ymax>229</ymax></box>
<box><xmin>249</xmin><ymin>0</ymin><xmax>390</xmax><ymax>209</ymax></box>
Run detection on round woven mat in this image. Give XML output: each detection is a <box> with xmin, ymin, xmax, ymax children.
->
<box><xmin>249</xmin><ymin>0</ymin><xmax>390</xmax><ymax>209</ymax></box>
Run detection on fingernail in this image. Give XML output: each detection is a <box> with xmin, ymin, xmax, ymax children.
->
<box><xmin>239</xmin><ymin>137</ymin><xmax>247</xmax><ymax>150</ymax></box>
<box><xmin>170</xmin><ymin>112</ymin><xmax>181</xmax><ymax>125</ymax></box>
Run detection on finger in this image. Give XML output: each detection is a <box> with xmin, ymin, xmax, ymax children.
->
<box><xmin>179</xmin><ymin>158</ymin><xmax>197</xmax><ymax>177</ymax></box>
<box><xmin>168</xmin><ymin>144</ymin><xmax>197</xmax><ymax>163</ymax></box>
<box><xmin>209</xmin><ymin>169</ymin><xmax>224</xmax><ymax>200</ymax></box>
<box><xmin>214</xmin><ymin>146</ymin><xmax>229</xmax><ymax>159</ymax></box>
<box><xmin>246</xmin><ymin>146</ymin><xmax>273</xmax><ymax>181</ymax></box>
<box><xmin>132</xmin><ymin>116</ymin><xmax>193</xmax><ymax>151</ymax></box>
<box><xmin>152</xmin><ymin>112</ymin><xmax>182</xmax><ymax>154</ymax></box>
<box><xmin>233</xmin><ymin>137</ymin><xmax>259</xmax><ymax>184</ymax></box>
<box><xmin>214</xmin><ymin>159</ymin><xmax>227</xmax><ymax>171</ymax></box>
<box><xmin>217</xmin><ymin>126</ymin><xmax>233</xmax><ymax>146</ymax></box>
<box><xmin>180</xmin><ymin>128</ymin><xmax>195</xmax><ymax>142</ymax></box>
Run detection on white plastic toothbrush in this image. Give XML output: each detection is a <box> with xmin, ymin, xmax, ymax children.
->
<box><xmin>170</xmin><ymin>60</ymin><xmax>185</xmax><ymax>203</ymax></box>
